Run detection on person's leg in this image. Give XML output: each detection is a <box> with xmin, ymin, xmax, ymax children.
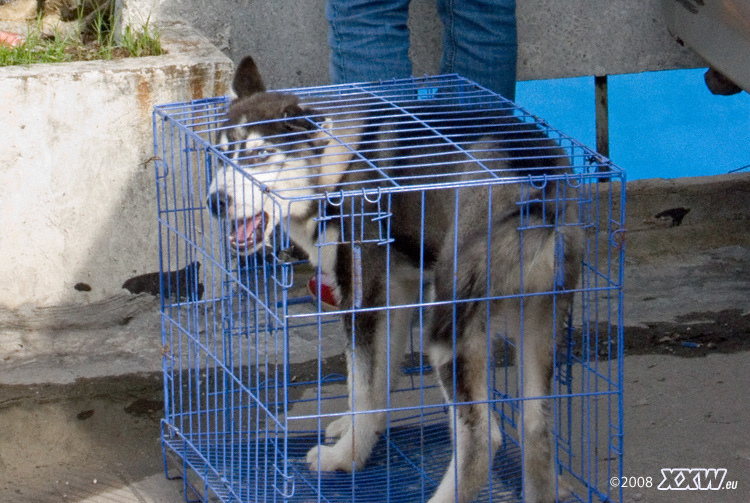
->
<box><xmin>436</xmin><ymin>0</ymin><xmax>517</xmax><ymax>100</ymax></box>
<box><xmin>327</xmin><ymin>0</ymin><xmax>412</xmax><ymax>84</ymax></box>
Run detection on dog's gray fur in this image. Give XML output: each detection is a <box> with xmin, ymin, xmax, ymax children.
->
<box><xmin>207</xmin><ymin>56</ymin><xmax>582</xmax><ymax>503</ymax></box>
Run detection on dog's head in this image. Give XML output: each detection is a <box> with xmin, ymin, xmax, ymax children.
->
<box><xmin>207</xmin><ymin>56</ymin><xmax>333</xmax><ymax>255</ymax></box>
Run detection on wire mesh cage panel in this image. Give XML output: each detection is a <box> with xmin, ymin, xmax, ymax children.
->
<box><xmin>153</xmin><ymin>74</ymin><xmax>625</xmax><ymax>503</ymax></box>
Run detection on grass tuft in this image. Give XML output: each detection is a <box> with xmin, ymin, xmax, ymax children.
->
<box><xmin>0</xmin><ymin>5</ymin><xmax>162</xmax><ymax>66</ymax></box>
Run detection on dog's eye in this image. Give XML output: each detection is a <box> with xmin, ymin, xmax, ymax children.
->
<box><xmin>255</xmin><ymin>147</ymin><xmax>278</xmax><ymax>159</ymax></box>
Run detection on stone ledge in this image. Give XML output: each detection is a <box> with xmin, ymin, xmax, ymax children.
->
<box><xmin>0</xmin><ymin>22</ymin><xmax>232</xmax><ymax>328</ymax></box>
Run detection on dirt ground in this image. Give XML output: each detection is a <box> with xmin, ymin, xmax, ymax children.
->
<box><xmin>1</xmin><ymin>174</ymin><xmax>749</xmax><ymax>503</ymax></box>
<box><xmin>0</xmin><ymin>373</ymin><xmax>167</xmax><ymax>502</ymax></box>
<box><xmin>1</xmin><ymin>313</ymin><xmax>749</xmax><ymax>502</ymax></box>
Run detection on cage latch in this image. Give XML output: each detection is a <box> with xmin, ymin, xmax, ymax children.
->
<box><xmin>272</xmin><ymin>463</ymin><xmax>296</xmax><ymax>499</ymax></box>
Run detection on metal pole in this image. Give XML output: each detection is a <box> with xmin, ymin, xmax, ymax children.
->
<box><xmin>595</xmin><ymin>75</ymin><xmax>610</xmax><ymax>159</ymax></box>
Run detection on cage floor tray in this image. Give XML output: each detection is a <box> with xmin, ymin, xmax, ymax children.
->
<box><xmin>164</xmin><ymin>423</ymin><xmax>528</xmax><ymax>503</ymax></box>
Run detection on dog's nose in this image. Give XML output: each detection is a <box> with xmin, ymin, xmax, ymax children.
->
<box><xmin>207</xmin><ymin>190</ymin><xmax>232</xmax><ymax>217</ymax></box>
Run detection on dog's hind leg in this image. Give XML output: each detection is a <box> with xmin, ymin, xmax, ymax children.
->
<box><xmin>511</xmin><ymin>297</ymin><xmax>571</xmax><ymax>503</ymax></box>
<box><xmin>428</xmin><ymin>299</ymin><xmax>565</xmax><ymax>503</ymax></box>
<box><xmin>428</xmin><ymin>332</ymin><xmax>503</xmax><ymax>503</ymax></box>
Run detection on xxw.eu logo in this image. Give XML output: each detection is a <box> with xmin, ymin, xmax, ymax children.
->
<box><xmin>658</xmin><ymin>468</ymin><xmax>734</xmax><ymax>490</ymax></box>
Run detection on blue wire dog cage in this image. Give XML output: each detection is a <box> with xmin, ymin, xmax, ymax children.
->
<box><xmin>153</xmin><ymin>75</ymin><xmax>625</xmax><ymax>503</ymax></box>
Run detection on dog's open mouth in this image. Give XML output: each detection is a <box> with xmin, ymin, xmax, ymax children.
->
<box><xmin>229</xmin><ymin>212</ymin><xmax>268</xmax><ymax>252</ymax></box>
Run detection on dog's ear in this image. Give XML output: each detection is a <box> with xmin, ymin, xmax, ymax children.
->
<box><xmin>281</xmin><ymin>103</ymin><xmax>319</xmax><ymax>133</ymax></box>
<box><xmin>233</xmin><ymin>56</ymin><xmax>266</xmax><ymax>99</ymax></box>
<box><xmin>280</xmin><ymin>105</ymin><xmax>335</xmax><ymax>150</ymax></box>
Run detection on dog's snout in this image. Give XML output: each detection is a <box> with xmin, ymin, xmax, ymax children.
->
<box><xmin>208</xmin><ymin>190</ymin><xmax>232</xmax><ymax>217</ymax></box>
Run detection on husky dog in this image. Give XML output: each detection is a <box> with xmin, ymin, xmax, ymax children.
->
<box><xmin>207</xmin><ymin>56</ymin><xmax>582</xmax><ymax>503</ymax></box>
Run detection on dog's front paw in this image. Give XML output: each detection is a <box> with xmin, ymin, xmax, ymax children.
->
<box><xmin>306</xmin><ymin>443</ymin><xmax>355</xmax><ymax>473</ymax></box>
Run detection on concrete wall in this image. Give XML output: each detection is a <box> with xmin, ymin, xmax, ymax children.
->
<box><xmin>0</xmin><ymin>23</ymin><xmax>233</xmax><ymax>329</ymax></box>
<box><xmin>0</xmin><ymin>0</ymin><xmax>709</xmax><ymax>365</ymax></box>
<box><xmin>0</xmin><ymin>0</ymin><xmax>706</xmax><ymax>330</ymax></box>
<box><xmin>122</xmin><ymin>0</ymin><xmax>704</xmax><ymax>90</ymax></box>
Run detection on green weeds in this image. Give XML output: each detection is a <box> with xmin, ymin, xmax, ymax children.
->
<box><xmin>0</xmin><ymin>5</ymin><xmax>162</xmax><ymax>66</ymax></box>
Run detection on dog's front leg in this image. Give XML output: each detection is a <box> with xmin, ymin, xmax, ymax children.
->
<box><xmin>307</xmin><ymin>303</ymin><xmax>410</xmax><ymax>472</ymax></box>
<box><xmin>306</xmin><ymin>264</ymin><xmax>415</xmax><ymax>473</ymax></box>
<box><xmin>306</xmin><ymin>341</ymin><xmax>385</xmax><ymax>472</ymax></box>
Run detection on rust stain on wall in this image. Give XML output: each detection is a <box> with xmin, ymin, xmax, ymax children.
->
<box><xmin>137</xmin><ymin>76</ymin><xmax>152</xmax><ymax>117</ymax></box>
<box><xmin>213</xmin><ymin>66</ymin><xmax>230</xmax><ymax>96</ymax></box>
<box><xmin>189</xmin><ymin>66</ymin><xmax>208</xmax><ymax>100</ymax></box>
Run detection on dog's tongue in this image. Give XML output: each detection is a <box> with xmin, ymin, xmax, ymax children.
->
<box><xmin>231</xmin><ymin>212</ymin><xmax>266</xmax><ymax>249</ymax></box>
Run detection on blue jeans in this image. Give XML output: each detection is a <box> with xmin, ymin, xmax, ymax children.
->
<box><xmin>326</xmin><ymin>0</ymin><xmax>517</xmax><ymax>100</ymax></box>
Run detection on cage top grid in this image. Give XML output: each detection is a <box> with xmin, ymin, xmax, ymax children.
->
<box><xmin>154</xmin><ymin>74</ymin><xmax>623</xmax><ymax>201</ymax></box>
